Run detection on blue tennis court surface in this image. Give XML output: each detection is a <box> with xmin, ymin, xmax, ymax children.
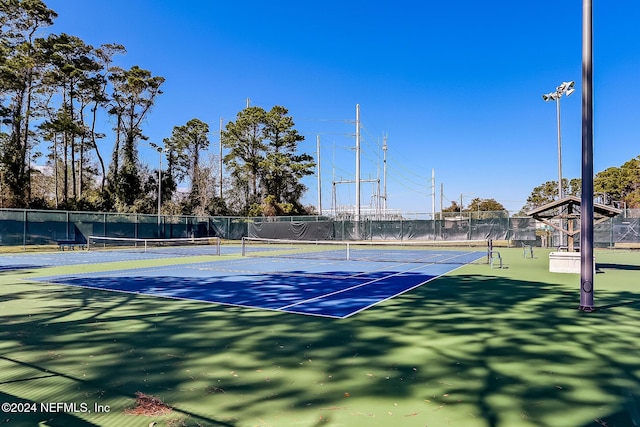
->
<box><xmin>0</xmin><ymin>244</ymin><xmax>228</xmax><ymax>269</ymax></box>
<box><xmin>29</xmin><ymin>249</ymin><xmax>485</xmax><ymax>318</ymax></box>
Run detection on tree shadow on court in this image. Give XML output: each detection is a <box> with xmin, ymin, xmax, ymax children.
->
<box><xmin>1</xmin><ymin>267</ymin><xmax>640</xmax><ymax>426</ymax></box>
<box><xmin>596</xmin><ymin>262</ymin><xmax>640</xmax><ymax>271</ymax></box>
<box><xmin>0</xmin><ymin>265</ymin><xmax>40</xmax><ymax>273</ymax></box>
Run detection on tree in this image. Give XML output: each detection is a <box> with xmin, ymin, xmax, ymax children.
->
<box><xmin>620</xmin><ymin>157</ymin><xmax>640</xmax><ymax>208</ymax></box>
<box><xmin>82</xmin><ymin>43</ymin><xmax>125</xmax><ymax>196</ymax></box>
<box><xmin>522</xmin><ymin>155</ymin><xmax>640</xmax><ymax>213</ymax></box>
<box><xmin>221</xmin><ymin>106</ymin><xmax>266</xmax><ymax>212</ymax></box>
<box><xmin>568</xmin><ymin>178</ymin><xmax>581</xmax><ymax>197</ymax></box>
<box><xmin>222</xmin><ymin>105</ymin><xmax>315</xmax><ymax>215</ymax></box>
<box><xmin>38</xmin><ymin>32</ymin><xmax>101</xmax><ymax>206</ymax></box>
<box><xmin>194</xmin><ymin>153</ymin><xmax>225</xmax><ymax>216</ymax></box>
<box><xmin>106</xmin><ymin>65</ymin><xmax>164</xmax><ymax>210</ymax></box>
<box><xmin>521</xmin><ymin>181</ymin><xmax>558</xmax><ymax>212</ymax></box>
<box><xmin>467</xmin><ymin>198</ymin><xmax>505</xmax><ymax>212</ymax></box>
<box><xmin>0</xmin><ymin>2</ymin><xmax>171</xmax><ymax>212</ymax></box>
<box><xmin>595</xmin><ymin>167</ymin><xmax>624</xmax><ymax>203</ymax></box>
<box><xmin>521</xmin><ymin>178</ymin><xmax>576</xmax><ymax>212</ymax></box>
<box><xmin>595</xmin><ymin>156</ymin><xmax>640</xmax><ymax>208</ymax></box>
<box><xmin>442</xmin><ymin>201</ymin><xmax>461</xmax><ymax>213</ymax></box>
<box><xmin>261</xmin><ymin>106</ymin><xmax>315</xmax><ymax>211</ymax></box>
<box><xmin>164</xmin><ymin>118</ymin><xmax>210</xmax><ymax>214</ymax></box>
<box><xmin>0</xmin><ymin>0</ymin><xmax>57</xmax><ymax>207</ymax></box>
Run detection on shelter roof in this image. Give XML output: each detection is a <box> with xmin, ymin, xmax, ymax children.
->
<box><xmin>526</xmin><ymin>195</ymin><xmax>621</xmax><ymax>220</ymax></box>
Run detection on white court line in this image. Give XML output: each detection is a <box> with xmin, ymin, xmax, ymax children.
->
<box><xmin>31</xmin><ymin>250</ymin><xmax>484</xmax><ymax>319</ymax></box>
<box><xmin>278</xmin><ymin>251</ymin><xmax>481</xmax><ymax>311</ymax></box>
<box><xmin>195</xmin><ymin>256</ymin><xmax>402</xmax><ymax>280</ymax></box>
<box><xmin>214</xmin><ymin>249</ymin><xmax>480</xmax><ymax>280</ymax></box>
<box><xmin>343</xmin><ymin>253</ymin><xmax>485</xmax><ymax>318</ymax></box>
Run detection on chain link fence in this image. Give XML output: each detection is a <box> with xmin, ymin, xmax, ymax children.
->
<box><xmin>0</xmin><ymin>208</ymin><xmax>638</xmax><ymax>248</ymax></box>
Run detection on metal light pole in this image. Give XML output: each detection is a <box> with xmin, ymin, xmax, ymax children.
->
<box><xmin>149</xmin><ymin>142</ymin><xmax>164</xmax><ymax>236</ymax></box>
<box><xmin>579</xmin><ymin>0</ymin><xmax>594</xmax><ymax>312</ymax></box>
<box><xmin>543</xmin><ymin>81</ymin><xmax>575</xmax><ymax>200</ymax></box>
<box><xmin>460</xmin><ymin>193</ymin><xmax>474</xmax><ymax>241</ymax></box>
<box><xmin>355</xmin><ymin>104</ymin><xmax>361</xmax><ymax>223</ymax></box>
<box><xmin>543</xmin><ymin>80</ymin><xmax>575</xmax><ymax>246</ymax></box>
<box><xmin>219</xmin><ymin>117</ymin><xmax>224</xmax><ymax>199</ymax></box>
<box><xmin>317</xmin><ymin>135</ymin><xmax>322</xmax><ymax>215</ymax></box>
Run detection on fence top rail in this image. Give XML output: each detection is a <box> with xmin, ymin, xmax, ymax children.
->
<box><xmin>1</xmin><ymin>207</ymin><xmax>638</xmax><ymax>222</ymax></box>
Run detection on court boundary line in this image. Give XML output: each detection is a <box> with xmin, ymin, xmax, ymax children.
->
<box><xmin>342</xmin><ymin>253</ymin><xmax>486</xmax><ymax>318</ymax></box>
<box><xmin>24</xmin><ymin>276</ymin><xmax>349</xmax><ymax>319</ymax></box>
<box><xmin>27</xmin><ymin>250</ymin><xmax>485</xmax><ymax>319</ymax></box>
<box><xmin>193</xmin><ymin>255</ymin><xmax>448</xmax><ymax>281</ymax></box>
<box><xmin>277</xmin><ymin>251</ymin><xmax>483</xmax><ymax>314</ymax></box>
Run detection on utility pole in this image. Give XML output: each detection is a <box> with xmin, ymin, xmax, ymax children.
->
<box><xmin>432</xmin><ymin>169</ymin><xmax>436</xmax><ymax>221</ymax></box>
<box><xmin>440</xmin><ymin>183</ymin><xmax>444</xmax><ymax>220</ymax></box>
<box><xmin>317</xmin><ymin>135</ymin><xmax>322</xmax><ymax>215</ymax></box>
<box><xmin>332</xmin><ymin>142</ymin><xmax>336</xmax><ymax>216</ymax></box>
<box><xmin>334</xmin><ymin>178</ymin><xmax>378</xmax><ymax>218</ymax></box>
<box><xmin>355</xmin><ymin>104</ymin><xmax>361</xmax><ymax>222</ymax></box>
<box><xmin>382</xmin><ymin>134</ymin><xmax>388</xmax><ymax>217</ymax></box>
<box><xmin>332</xmin><ymin>181</ymin><xmax>337</xmax><ymax>217</ymax></box>
<box><xmin>376</xmin><ymin>171</ymin><xmax>381</xmax><ymax>219</ymax></box>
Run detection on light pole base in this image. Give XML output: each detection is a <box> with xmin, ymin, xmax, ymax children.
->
<box><xmin>578</xmin><ymin>305</ymin><xmax>596</xmax><ymax>313</ymax></box>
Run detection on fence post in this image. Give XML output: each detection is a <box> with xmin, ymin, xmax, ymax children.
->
<box><xmin>609</xmin><ymin>218</ymin><xmax>613</xmax><ymax>248</ymax></box>
<box><xmin>22</xmin><ymin>209</ymin><xmax>27</xmax><ymax>250</ymax></box>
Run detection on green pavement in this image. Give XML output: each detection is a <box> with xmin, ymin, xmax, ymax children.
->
<box><xmin>0</xmin><ymin>247</ymin><xmax>639</xmax><ymax>427</ymax></box>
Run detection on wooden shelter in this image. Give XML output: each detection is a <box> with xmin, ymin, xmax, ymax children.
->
<box><xmin>526</xmin><ymin>195</ymin><xmax>621</xmax><ymax>251</ymax></box>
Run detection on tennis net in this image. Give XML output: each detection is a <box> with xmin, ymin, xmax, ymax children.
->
<box><xmin>241</xmin><ymin>237</ymin><xmax>486</xmax><ymax>264</ymax></box>
<box><xmin>88</xmin><ymin>235</ymin><xmax>221</xmax><ymax>256</ymax></box>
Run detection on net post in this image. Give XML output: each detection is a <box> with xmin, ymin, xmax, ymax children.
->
<box><xmin>216</xmin><ymin>236</ymin><xmax>221</xmax><ymax>256</ymax></box>
<box><xmin>241</xmin><ymin>237</ymin><xmax>246</xmax><ymax>257</ymax></box>
<box><xmin>346</xmin><ymin>242</ymin><xmax>350</xmax><ymax>260</ymax></box>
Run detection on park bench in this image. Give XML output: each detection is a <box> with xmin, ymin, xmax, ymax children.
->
<box><xmin>613</xmin><ymin>242</ymin><xmax>640</xmax><ymax>250</ymax></box>
<box><xmin>57</xmin><ymin>240</ymin><xmax>87</xmax><ymax>251</ymax></box>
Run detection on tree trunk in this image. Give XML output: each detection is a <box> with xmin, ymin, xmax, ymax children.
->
<box><xmin>91</xmin><ymin>101</ymin><xmax>106</xmax><ymax>192</ymax></box>
<box><xmin>69</xmin><ymin>89</ymin><xmax>77</xmax><ymax>199</ymax></box>
<box><xmin>22</xmin><ymin>68</ymin><xmax>35</xmax><ymax>204</ymax></box>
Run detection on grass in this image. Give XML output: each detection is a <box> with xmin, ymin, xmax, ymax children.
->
<box><xmin>0</xmin><ymin>247</ymin><xmax>639</xmax><ymax>426</ymax></box>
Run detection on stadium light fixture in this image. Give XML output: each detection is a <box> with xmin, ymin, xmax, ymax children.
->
<box><xmin>542</xmin><ymin>80</ymin><xmax>575</xmax><ymax>246</ymax></box>
<box><xmin>559</xmin><ymin>81</ymin><xmax>575</xmax><ymax>96</ymax></box>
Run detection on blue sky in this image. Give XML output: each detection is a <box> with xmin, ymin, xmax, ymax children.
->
<box><xmin>43</xmin><ymin>0</ymin><xmax>640</xmax><ymax>214</ymax></box>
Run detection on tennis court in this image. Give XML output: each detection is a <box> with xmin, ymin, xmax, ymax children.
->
<box><xmin>0</xmin><ymin>236</ymin><xmax>222</xmax><ymax>268</ymax></box>
<box><xmin>27</xmin><ymin>239</ymin><xmax>485</xmax><ymax>318</ymax></box>
<box><xmin>2</xmin><ymin>243</ymin><xmax>640</xmax><ymax>427</ymax></box>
